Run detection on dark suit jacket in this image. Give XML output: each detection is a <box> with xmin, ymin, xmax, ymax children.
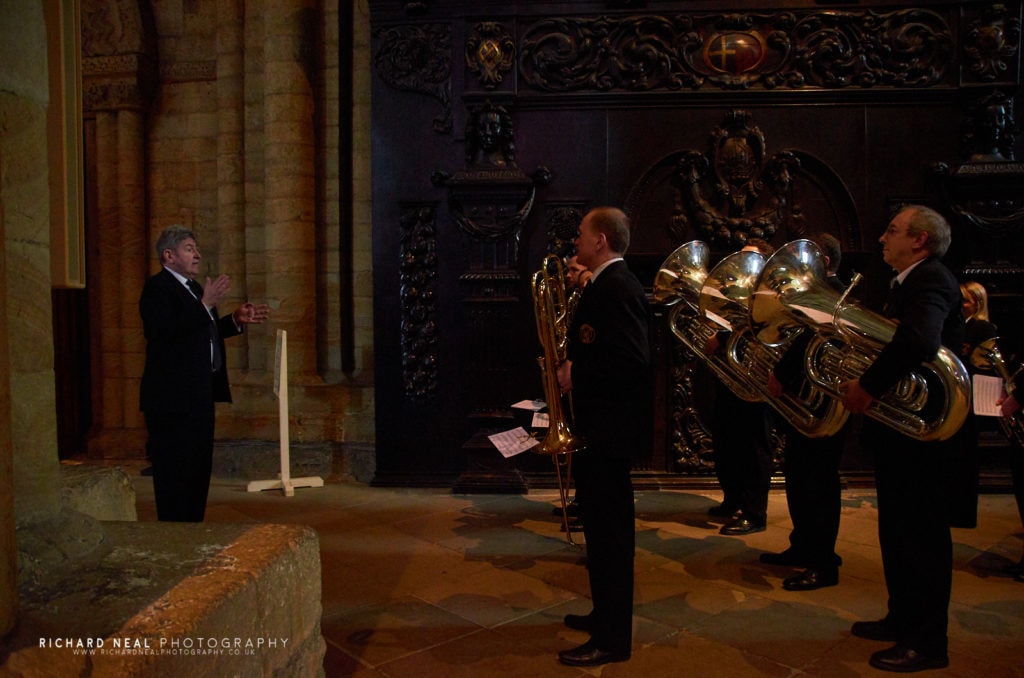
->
<box><xmin>860</xmin><ymin>257</ymin><xmax>963</xmax><ymax>399</ymax></box>
<box><xmin>139</xmin><ymin>268</ymin><xmax>242</xmax><ymax>414</ymax></box>
<box><xmin>567</xmin><ymin>260</ymin><xmax>651</xmax><ymax>458</ymax></box>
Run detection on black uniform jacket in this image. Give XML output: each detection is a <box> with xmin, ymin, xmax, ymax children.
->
<box><xmin>566</xmin><ymin>260</ymin><xmax>651</xmax><ymax>459</ymax></box>
<box><xmin>139</xmin><ymin>268</ymin><xmax>242</xmax><ymax>414</ymax></box>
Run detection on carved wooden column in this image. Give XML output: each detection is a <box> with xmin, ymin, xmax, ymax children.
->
<box><xmin>263</xmin><ymin>0</ymin><xmax>318</xmax><ymax>374</ymax></box>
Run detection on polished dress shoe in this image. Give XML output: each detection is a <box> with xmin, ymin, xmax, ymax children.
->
<box><xmin>782</xmin><ymin>568</ymin><xmax>838</xmax><ymax>591</ymax></box>
<box><xmin>559</xmin><ymin>518</ymin><xmax>584</xmax><ymax>533</ymax></box>
<box><xmin>563</xmin><ymin>613</ymin><xmax>592</xmax><ymax>632</ymax></box>
<box><xmin>719</xmin><ymin>517</ymin><xmax>766</xmax><ymax>535</ymax></box>
<box><xmin>851</xmin><ymin>618</ymin><xmax>900</xmax><ymax>642</ymax></box>
<box><xmin>869</xmin><ymin>644</ymin><xmax>948</xmax><ymax>672</ymax></box>
<box><xmin>558</xmin><ymin>641</ymin><xmax>630</xmax><ymax>667</ymax></box>
<box><xmin>707</xmin><ymin>502</ymin><xmax>740</xmax><ymax>518</ymax></box>
<box><xmin>553</xmin><ymin>499</ymin><xmax>581</xmax><ymax>518</ymax></box>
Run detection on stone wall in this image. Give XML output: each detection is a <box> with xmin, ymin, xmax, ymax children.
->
<box><xmin>81</xmin><ymin>0</ymin><xmax>375</xmax><ymax>454</ymax></box>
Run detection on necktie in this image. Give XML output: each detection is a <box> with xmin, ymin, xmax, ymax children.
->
<box><xmin>186</xmin><ymin>279</ymin><xmax>223</xmax><ymax>371</ymax></box>
<box><xmin>883</xmin><ymin>278</ymin><xmax>901</xmax><ymax>316</ymax></box>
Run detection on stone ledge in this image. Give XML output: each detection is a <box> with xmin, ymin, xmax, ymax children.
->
<box><xmin>2</xmin><ymin>523</ymin><xmax>324</xmax><ymax>677</ymax></box>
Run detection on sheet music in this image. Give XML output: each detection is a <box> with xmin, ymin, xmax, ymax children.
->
<box><xmin>512</xmin><ymin>399</ymin><xmax>546</xmax><ymax>411</ymax></box>
<box><xmin>532</xmin><ymin>412</ymin><xmax>549</xmax><ymax>428</ymax></box>
<box><xmin>972</xmin><ymin>374</ymin><xmax>1005</xmax><ymax>417</ymax></box>
<box><xmin>488</xmin><ymin>427</ymin><xmax>539</xmax><ymax>458</ymax></box>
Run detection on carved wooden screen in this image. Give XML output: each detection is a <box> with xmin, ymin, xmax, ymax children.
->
<box><xmin>368</xmin><ymin>1</ymin><xmax>1023</xmax><ymax>488</ymax></box>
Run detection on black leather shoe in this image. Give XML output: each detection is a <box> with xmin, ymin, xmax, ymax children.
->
<box><xmin>720</xmin><ymin>517</ymin><xmax>766</xmax><ymax>535</ymax></box>
<box><xmin>759</xmin><ymin>549</ymin><xmax>806</xmax><ymax>566</ymax></box>
<box><xmin>782</xmin><ymin>568</ymin><xmax>838</xmax><ymax>591</ymax></box>
<box><xmin>707</xmin><ymin>502</ymin><xmax>740</xmax><ymax>518</ymax></box>
<box><xmin>553</xmin><ymin>500</ymin><xmax>581</xmax><ymax>518</ymax></box>
<box><xmin>560</xmin><ymin>518</ymin><xmax>584</xmax><ymax>533</ymax></box>
<box><xmin>558</xmin><ymin>641</ymin><xmax>629</xmax><ymax>667</ymax></box>
<box><xmin>563</xmin><ymin>613</ymin><xmax>592</xmax><ymax>632</ymax></box>
<box><xmin>851</xmin><ymin>618</ymin><xmax>900</xmax><ymax>642</ymax></box>
<box><xmin>869</xmin><ymin>645</ymin><xmax>948</xmax><ymax>672</ymax></box>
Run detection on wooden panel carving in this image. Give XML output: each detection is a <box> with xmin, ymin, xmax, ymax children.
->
<box><xmin>519</xmin><ymin>8</ymin><xmax>956</xmax><ymax>93</ymax></box>
<box><xmin>373</xmin><ymin>23</ymin><xmax>452</xmax><ymax>133</ymax></box>
<box><xmin>399</xmin><ymin>203</ymin><xmax>440</xmax><ymax>399</ymax></box>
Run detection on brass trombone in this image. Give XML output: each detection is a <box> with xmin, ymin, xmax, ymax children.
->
<box><xmin>531</xmin><ymin>254</ymin><xmax>585</xmax><ymax>544</ymax></box>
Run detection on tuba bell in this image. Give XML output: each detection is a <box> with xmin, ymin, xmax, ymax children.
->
<box><xmin>752</xmin><ymin>241</ymin><xmax>971</xmax><ymax>442</ymax></box>
<box><xmin>969</xmin><ymin>337</ymin><xmax>1024</xmax><ymax>447</ymax></box>
<box><xmin>531</xmin><ymin>254</ymin><xmax>584</xmax><ymax>544</ymax></box>
<box><xmin>653</xmin><ymin>240</ymin><xmax>710</xmax><ymax>311</ymax></box>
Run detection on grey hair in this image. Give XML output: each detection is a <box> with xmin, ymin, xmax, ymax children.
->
<box><xmin>155</xmin><ymin>224</ymin><xmax>197</xmax><ymax>260</ymax></box>
<box><xmin>902</xmin><ymin>204</ymin><xmax>951</xmax><ymax>258</ymax></box>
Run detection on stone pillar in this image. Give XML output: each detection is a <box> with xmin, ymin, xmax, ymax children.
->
<box><xmin>263</xmin><ymin>0</ymin><xmax>318</xmax><ymax>375</ymax></box>
<box><xmin>95</xmin><ymin>110</ymin><xmax>123</xmax><ymax>430</ymax></box>
<box><xmin>81</xmin><ymin>0</ymin><xmax>157</xmax><ymax>452</ymax></box>
<box><xmin>217</xmin><ymin>0</ymin><xmax>250</xmax><ymax>367</ymax></box>
<box><xmin>118</xmin><ymin>109</ymin><xmax>147</xmax><ymax>430</ymax></box>
<box><xmin>0</xmin><ymin>107</ymin><xmax>16</xmax><ymax>638</ymax></box>
<box><xmin>0</xmin><ymin>214</ymin><xmax>13</xmax><ymax>635</ymax></box>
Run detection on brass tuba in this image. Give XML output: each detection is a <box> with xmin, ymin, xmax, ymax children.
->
<box><xmin>751</xmin><ymin>241</ymin><xmax>971</xmax><ymax>442</ymax></box>
<box><xmin>701</xmin><ymin>247</ymin><xmax>851</xmax><ymax>437</ymax></box>
<box><xmin>531</xmin><ymin>254</ymin><xmax>584</xmax><ymax>543</ymax></box>
<box><xmin>657</xmin><ymin>245</ymin><xmax>761</xmax><ymax>402</ymax></box>
<box><xmin>969</xmin><ymin>337</ymin><xmax>1024</xmax><ymax>447</ymax></box>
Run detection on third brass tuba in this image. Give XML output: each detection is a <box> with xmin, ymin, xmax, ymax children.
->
<box><xmin>751</xmin><ymin>241</ymin><xmax>971</xmax><ymax>442</ymax></box>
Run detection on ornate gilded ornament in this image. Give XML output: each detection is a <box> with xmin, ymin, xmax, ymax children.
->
<box><xmin>466</xmin><ymin>22</ymin><xmax>515</xmax><ymax>90</ymax></box>
<box><xmin>702</xmin><ymin>31</ymin><xmax>767</xmax><ymax>75</ymax></box>
<box><xmin>373</xmin><ymin>23</ymin><xmax>453</xmax><ymax>133</ymax></box>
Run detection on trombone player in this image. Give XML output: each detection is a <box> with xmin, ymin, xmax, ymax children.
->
<box><xmin>840</xmin><ymin>205</ymin><xmax>964</xmax><ymax>673</ymax></box>
<box><xmin>555</xmin><ymin>207</ymin><xmax>651</xmax><ymax>667</ymax></box>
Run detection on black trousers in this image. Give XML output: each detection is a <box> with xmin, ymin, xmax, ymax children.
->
<box><xmin>870</xmin><ymin>424</ymin><xmax>952</xmax><ymax>656</ymax></box>
<box><xmin>712</xmin><ymin>382</ymin><xmax>772</xmax><ymax>522</ymax></box>
<box><xmin>575</xmin><ymin>453</ymin><xmax>634</xmax><ymax>655</ymax></box>
<box><xmin>145</xmin><ymin>407</ymin><xmax>215</xmax><ymax>522</ymax></box>
<box><xmin>780</xmin><ymin>421</ymin><xmax>845</xmax><ymax>569</ymax></box>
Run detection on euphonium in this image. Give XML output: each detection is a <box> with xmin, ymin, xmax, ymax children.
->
<box><xmin>751</xmin><ymin>241</ymin><xmax>971</xmax><ymax>442</ymax></box>
<box><xmin>969</xmin><ymin>337</ymin><xmax>1024</xmax><ymax>447</ymax></box>
<box><xmin>531</xmin><ymin>254</ymin><xmax>584</xmax><ymax>543</ymax></box>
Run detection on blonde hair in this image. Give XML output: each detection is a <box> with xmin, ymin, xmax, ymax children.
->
<box><xmin>960</xmin><ymin>281</ymin><xmax>990</xmax><ymax>321</ymax></box>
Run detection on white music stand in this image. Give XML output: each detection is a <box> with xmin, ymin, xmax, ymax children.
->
<box><xmin>247</xmin><ymin>329</ymin><xmax>324</xmax><ymax>496</ymax></box>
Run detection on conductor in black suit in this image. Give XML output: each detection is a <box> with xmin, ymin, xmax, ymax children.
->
<box><xmin>140</xmin><ymin>224</ymin><xmax>270</xmax><ymax>522</ymax></box>
<box><xmin>556</xmin><ymin>207</ymin><xmax>651</xmax><ymax>667</ymax></box>
<box><xmin>841</xmin><ymin>205</ymin><xmax>963</xmax><ymax>673</ymax></box>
